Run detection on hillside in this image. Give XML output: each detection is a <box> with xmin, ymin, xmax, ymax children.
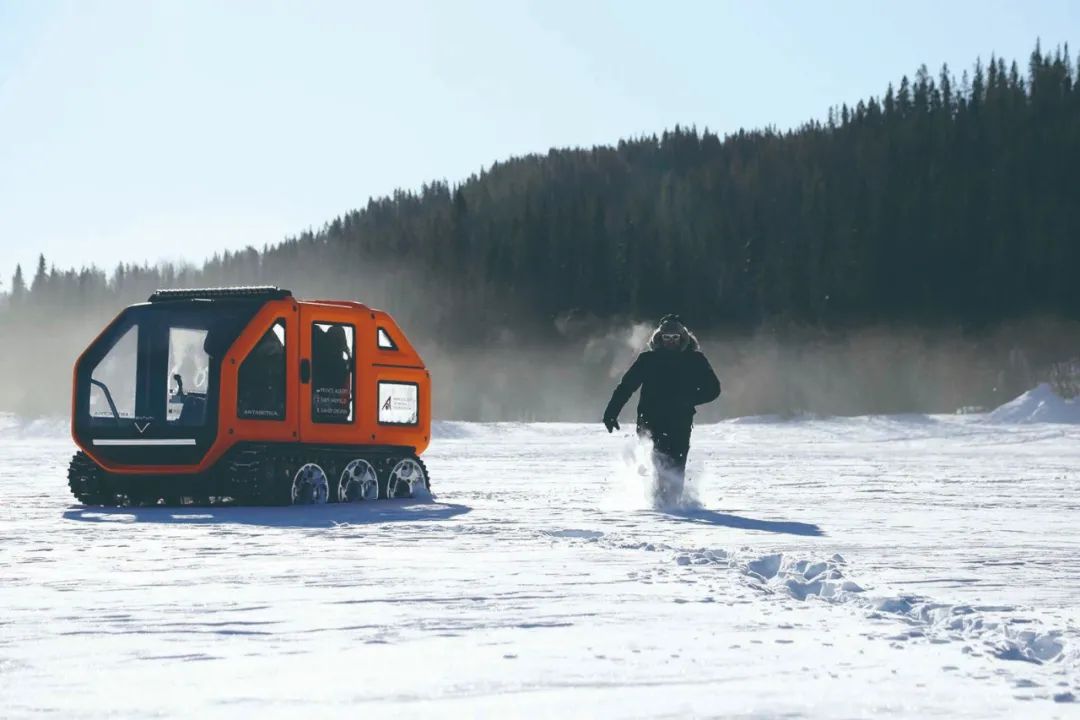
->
<box><xmin>2</xmin><ymin>42</ymin><xmax>1078</xmax><ymax>419</ymax></box>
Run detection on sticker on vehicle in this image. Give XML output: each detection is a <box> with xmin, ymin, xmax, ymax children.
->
<box><xmin>378</xmin><ymin>382</ymin><xmax>418</xmax><ymax>425</ymax></box>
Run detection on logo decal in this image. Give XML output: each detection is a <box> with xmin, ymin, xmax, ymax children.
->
<box><xmin>134</xmin><ymin>421</ymin><xmax>151</xmax><ymax>434</ymax></box>
<box><xmin>382</xmin><ymin>396</ymin><xmax>393</xmax><ymax>411</ymax></box>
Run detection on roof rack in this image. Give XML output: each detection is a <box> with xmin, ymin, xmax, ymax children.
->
<box><xmin>148</xmin><ymin>286</ymin><xmax>293</xmax><ymax>303</ymax></box>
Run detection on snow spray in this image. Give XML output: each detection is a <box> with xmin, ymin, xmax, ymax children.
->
<box><xmin>605</xmin><ymin>432</ymin><xmax>703</xmax><ymax>511</ymax></box>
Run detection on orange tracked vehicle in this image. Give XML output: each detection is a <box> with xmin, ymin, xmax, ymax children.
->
<box><xmin>68</xmin><ymin>287</ymin><xmax>431</xmax><ymax>506</ymax></box>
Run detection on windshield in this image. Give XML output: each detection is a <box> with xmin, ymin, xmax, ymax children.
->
<box><xmin>84</xmin><ymin>305</ymin><xmax>245</xmax><ymax>429</ymax></box>
<box><xmin>90</xmin><ymin>325</ymin><xmax>139</xmax><ymax>420</ymax></box>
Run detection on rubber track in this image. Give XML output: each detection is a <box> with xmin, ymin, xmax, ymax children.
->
<box><xmin>68</xmin><ymin>447</ymin><xmax>430</xmax><ymax>507</ymax></box>
<box><xmin>223</xmin><ymin>446</ymin><xmax>430</xmax><ymax>505</ymax></box>
<box><xmin>67</xmin><ymin>451</ymin><xmax>109</xmax><ymax>505</ymax></box>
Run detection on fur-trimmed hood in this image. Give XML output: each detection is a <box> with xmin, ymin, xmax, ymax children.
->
<box><xmin>648</xmin><ymin>315</ymin><xmax>699</xmax><ymax>352</ymax></box>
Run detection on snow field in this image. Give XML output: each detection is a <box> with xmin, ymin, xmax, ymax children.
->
<box><xmin>1</xmin><ymin>410</ymin><xmax>1079</xmax><ymax>717</ymax></box>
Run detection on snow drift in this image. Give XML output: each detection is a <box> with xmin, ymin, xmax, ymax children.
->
<box><xmin>988</xmin><ymin>383</ymin><xmax>1080</xmax><ymax>424</ymax></box>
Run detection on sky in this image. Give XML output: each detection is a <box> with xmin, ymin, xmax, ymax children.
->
<box><xmin>0</xmin><ymin>0</ymin><xmax>1076</xmax><ymax>287</ymax></box>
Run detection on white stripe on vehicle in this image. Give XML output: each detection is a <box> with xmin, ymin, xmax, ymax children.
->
<box><xmin>92</xmin><ymin>439</ymin><xmax>197</xmax><ymax>446</ymax></box>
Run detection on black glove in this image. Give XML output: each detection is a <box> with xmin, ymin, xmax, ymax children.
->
<box><xmin>603</xmin><ymin>415</ymin><xmax>620</xmax><ymax>433</ymax></box>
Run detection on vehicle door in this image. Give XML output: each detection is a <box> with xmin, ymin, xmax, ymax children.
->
<box><xmin>298</xmin><ymin>304</ymin><xmax>359</xmax><ymax>444</ymax></box>
<box><xmin>226</xmin><ymin>301</ymin><xmax>299</xmax><ymax>446</ymax></box>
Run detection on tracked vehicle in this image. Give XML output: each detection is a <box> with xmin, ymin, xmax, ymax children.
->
<box><xmin>68</xmin><ymin>287</ymin><xmax>431</xmax><ymax>506</ymax></box>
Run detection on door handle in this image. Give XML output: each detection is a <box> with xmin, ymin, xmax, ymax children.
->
<box><xmin>300</xmin><ymin>359</ymin><xmax>311</xmax><ymax>384</ymax></box>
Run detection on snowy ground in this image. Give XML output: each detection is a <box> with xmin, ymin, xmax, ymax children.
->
<box><xmin>2</xmin><ymin>413</ymin><xmax>1079</xmax><ymax>718</ymax></box>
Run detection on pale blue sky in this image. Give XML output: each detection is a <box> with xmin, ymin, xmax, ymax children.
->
<box><xmin>0</xmin><ymin>0</ymin><xmax>1076</xmax><ymax>287</ymax></box>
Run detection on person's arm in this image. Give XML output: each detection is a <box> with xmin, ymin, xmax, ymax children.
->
<box><xmin>604</xmin><ymin>354</ymin><xmax>646</xmax><ymax>426</ymax></box>
<box><xmin>690</xmin><ymin>353</ymin><xmax>721</xmax><ymax>406</ymax></box>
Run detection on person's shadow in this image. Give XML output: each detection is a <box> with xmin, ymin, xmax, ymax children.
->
<box><xmin>659</xmin><ymin>506</ymin><xmax>824</xmax><ymax>536</ymax></box>
<box><xmin>62</xmin><ymin>500</ymin><xmax>471</xmax><ymax>529</ymax></box>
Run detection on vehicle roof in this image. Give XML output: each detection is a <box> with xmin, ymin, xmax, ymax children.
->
<box><xmin>148</xmin><ymin>286</ymin><xmax>292</xmax><ymax>303</ymax></box>
<box><xmin>298</xmin><ymin>299</ymin><xmax>373</xmax><ymax>312</ymax></box>
<box><xmin>145</xmin><ymin>288</ymin><xmax>383</xmax><ymax>315</ymax></box>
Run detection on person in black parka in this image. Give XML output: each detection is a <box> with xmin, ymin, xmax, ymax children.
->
<box><xmin>603</xmin><ymin>314</ymin><xmax>721</xmax><ymax>502</ymax></box>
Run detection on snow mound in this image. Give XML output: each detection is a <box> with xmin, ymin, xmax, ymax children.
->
<box><xmin>727</xmin><ymin>412</ymin><xmax>820</xmax><ymax>425</ymax></box>
<box><xmin>671</xmin><ymin>547</ymin><xmax>1076</xmax><ymax>672</ymax></box>
<box><xmin>0</xmin><ymin>413</ymin><xmax>69</xmax><ymax>438</ymax></box>
<box><xmin>672</xmin><ymin>548</ymin><xmax>860</xmax><ymax>601</ymax></box>
<box><xmin>988</xmin><ymin>384</ymin><xmax>1080</xmax><ymax>424</ymax></box>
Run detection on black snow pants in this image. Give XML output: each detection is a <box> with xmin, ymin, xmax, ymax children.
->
<box><xmin>637</xmin><ymin>413</ymin><xmax>693</xmax><ymax>503</ymax></box>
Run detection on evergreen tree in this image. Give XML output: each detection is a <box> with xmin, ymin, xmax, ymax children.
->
<box><xmin>31</xmin><ymin>255</ymin><xmax>48</xmax><ymax>297</ymax></box>
<box><xmin>10</xmin><ymin>265</ymin><xmax>26</xmax><ymax>303</ymax></box>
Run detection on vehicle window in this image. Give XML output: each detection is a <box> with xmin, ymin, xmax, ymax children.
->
<box><xmin>312</xmin><ymin>322</ymin><xmax>354</xmax><ymax>423</ymax></box>
<box><xmin>237</xmin><ymin>320</ymin><xmax>286</xmax><ymax>421</ymax></box>
<box><xmin>377</xmin><ymin>327</ymin><xmax>397</xmax><ymax>350</ymax></box>
<box><xmin>90</xmin><ymin>325</ymin><xmax>139</xmax><ymax>420</ymax></box>
<box><xmin>166</xmin><ymin>327</ymin><xmax>210</xmax><ymax>426</ymax></box>
<box><xmin>378</xmin><ymin>381</ymin><xmax>419</xmax><ymax>425</ymax></box>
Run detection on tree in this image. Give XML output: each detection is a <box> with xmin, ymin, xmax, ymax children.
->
<box><xmin>939</xmin><ymin>63</ymin><xmax>954</xmax><ymax>113</ymax></box>
<box><xmin>31</xmin><ymin>254</ymin><xmax>47</xmax><ymax>296</ymax></box>
<box><xmin>10</xmin><ymin>264</ymin><xmax>26</xmax><ymax>303</ymax></box>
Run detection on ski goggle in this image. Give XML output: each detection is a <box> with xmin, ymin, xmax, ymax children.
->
<box><xmin>661</xmin><ymin>333</ymin><xmax>681</xmax><ymax>342</ymax></box>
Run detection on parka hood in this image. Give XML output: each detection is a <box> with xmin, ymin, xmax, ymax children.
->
<box><xmin>648</xmin><ymin>315</ymin><xmax>699</xmax><ymax>352</ymax></box>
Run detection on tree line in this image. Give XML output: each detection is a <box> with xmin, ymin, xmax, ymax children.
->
<box><xmin>2</xmin><ymin>42</ymin><xmax>1078</xmax><ymax>418</ymax></box>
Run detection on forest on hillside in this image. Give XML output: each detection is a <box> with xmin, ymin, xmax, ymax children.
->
<box><xmin>2</xmin><ymin>42</ymin><xmax>1078</xmax><ymax>419</ymax></box>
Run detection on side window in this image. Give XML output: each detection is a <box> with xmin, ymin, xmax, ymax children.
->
<box><xmin>377</xmin><ymin>327</ymin><xmax>398</xmax><ymax>350</ymax></box>
<box><xmin>167</xmin><ymin>327</ymin><xmax>210</xmax><ymax>426</ymax></box>
<box><xmin>312</xmin><ymin>322</ymin><xmax>354</xmax><ymax>423</ymax></box>
<box><xmin>237</xmin><ymin>320</ymin><xmax>287</xmax><ymax>421</ymax></box>
<box><xmin>378</xmin><ymin>381</ymin><xmax>419</xmax><ymax>425</ymax></box>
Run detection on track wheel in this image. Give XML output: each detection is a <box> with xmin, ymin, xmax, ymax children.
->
<box><xmin>338</xmin><ymin>459</ymin><xmax>379</xmax><ymax>502</ymax></box>
<box><xmin>291</xmin><ymin>462</ymin><xmax>329</xmax><ymax>505</ymax></box>
<box><xmin>67</xmin><ymin>451</ymin><xmax>111</xmax><ymax>506</ymax></box>
<box><xmin>386</xmin><ymin>457</ymin><xmax>429</xmax><ymax>499</ymax></box>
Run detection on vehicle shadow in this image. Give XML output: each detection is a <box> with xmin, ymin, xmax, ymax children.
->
<box><xmin>660</xmin><ymin>506</ymin><xmax>825</xmax><ymax>537</ymax></box>
<box><xmin>62</xmin><ymin>500</ymin><xmax>471</xmax><ymax>529</ymax></box>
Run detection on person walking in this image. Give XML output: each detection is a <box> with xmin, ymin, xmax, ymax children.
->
<box><xmin>603</xmin><ymin>315</ymin><xmax>721</xmax><ymax>503</ymax></box>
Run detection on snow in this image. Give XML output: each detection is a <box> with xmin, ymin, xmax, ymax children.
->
<box><xmin>2</xmin><ymin>411</ymin><xmax>1080</xmax><ymax>718</ymax></box>
<box><xmin>989</xmin><ymin>383</ymin><xmax>1080</xmax><ymax>424</ymax></box>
